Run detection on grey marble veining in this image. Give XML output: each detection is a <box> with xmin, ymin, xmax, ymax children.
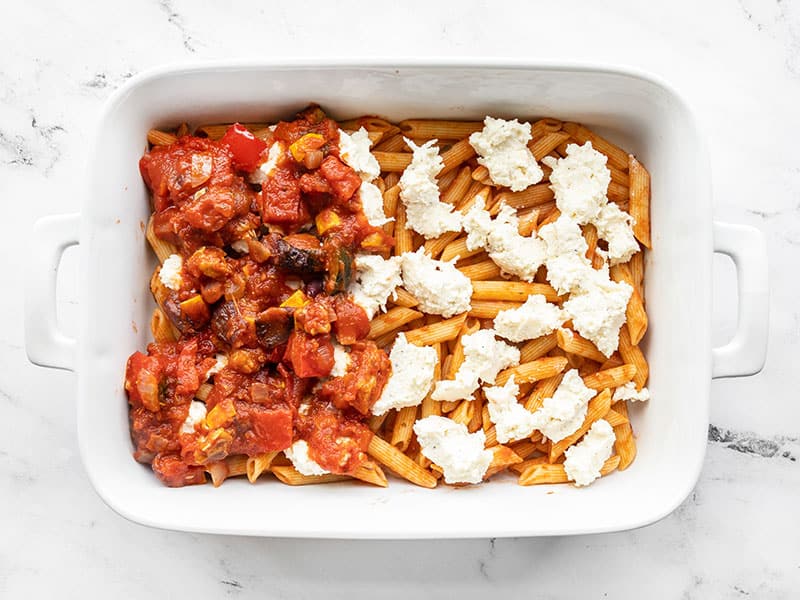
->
<box><xmin>1</xmin><ymin>0</ymin><xmax>799</xmax><ymax>597</ymax></box>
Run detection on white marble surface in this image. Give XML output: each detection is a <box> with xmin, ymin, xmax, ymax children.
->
<box><xmin>2</xmin><ymin>0</ymin><xmax>799</xmax><ymax>597</ymax></box>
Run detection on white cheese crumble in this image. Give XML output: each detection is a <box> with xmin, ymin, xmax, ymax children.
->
<box><xmin>493</xmin><ymin>294</ymin><xmax>565</xmax><ymax>343</ymax></box>
<box><xmin>537</xmin><ymin>215</ymin><xmax>594</xmax><ymax>296</ymax></box>
<box><xmin>231</xmin><ymin>239</ymin><xmax>249</xmax><ymax>254</ymax></box>
<box><xmin>400</xmin><ymin>248</ymin><xmax>472</xmax><ymax>318</ymax></box>
<box><xmin>359</xmin><ymin>181</ymin><xmax>391</xmax><ymax>226</ymax></box>
<box><xmin>372</xmin><ymin>333</ymin><xmax>438</xmax><ymax>416</ymax></box>
<box><xmin>542</xmin><ymin>142</ymin><xmax>611</xmax><ymax>224</ymax></box>
<box><xmin>563</xmin><ymin>275</ymin><xmax>632</xmax><ymax>357</ymax></box>
<box><xmin>413</xmin><ymin>416</ymin><xmax>493</xmax><ymax>484</ymax></box>
<box><xmin>249</xmin><ymin>141</ymin><xmax>284</xmax><ymax>185</ymax></box>
<box><xmin>348</xmin><ymin>254</ymin><xmax>402</xmax><ymax>319</ymax></box>
<box><xmin>330</xmin><ymin>343</ymin><xmax>351</xmax><ymax>378</ymax></box>
<box><xmin>563</xmin><ymin>419</ymin><xmax>616</xmax><ymax>487</ymax></box>
<box><xmin>462</xmin><ymin>198</ymin><xmax>546</xmax><ymax>281</ymax></box>
<box><xmin>612</xmin><ymin>381</ymin><xmax>650</xmax><ymax>403</ymax></box>
<box><xmin>339</xmin><ymin>127</ymin><xmax>381</xmax><ymax>181</ymax></box>
<box><xmin>205</xmin><ymin>353</ymin><xmax>228</xmax><ymax>380</ymax></box>
<box><xmin>468</xmin><ymin>116</ymin><xmax>543</xmax><ymax>191</ymax></box>
<box><xmin>531</xmin><ymin>369</ymin><xmax>596</xmax><ymax>442</ymax></box>
<box><xmin>432</xmin><ymin>329</ymin><xmax>520</xmax><ymax>401</ymax></box>
<box><xmin>159</xmin><ymin>254</ymin><xmax>183</xmax><ymax>291</ymax></box>
<box><xmin>593</xmin><ymin>201</ymin><xmax>640</xmax><ymax>265</ymax></box>
<box><xmin>399</xmin><ymin>138</ymin><xmax>462</xmax><ymax>239</ymax></box>
<box><xmin>180</xmin><ymin>400</ymin><xmax>207</xmax><ymax>434</ymax></box>
<box><xmin>284</xmin><ymin>440</ymin><xmax>329</xmax><ymax>476</ymax></box>
<box><xmin>484</xmin><ymin>376</ymin><xmax>538</xmax><ymax>444</ymax></box>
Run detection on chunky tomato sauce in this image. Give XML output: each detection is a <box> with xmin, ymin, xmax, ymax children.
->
<box><xmin>126</xmin><ymin>106</ymin><xmax>394</xmax><ymax>486</ymax></box>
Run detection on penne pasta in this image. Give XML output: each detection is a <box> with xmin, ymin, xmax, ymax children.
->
<box><xmin>150</xmin><ymin>307</ymin><xmax>178</xmax><ymax>343</ymax></box>
<box><xmin>449</xmin><ymin>399</ymin><xmax>475</xmax><ymax>426</ymax></box>
<box><xmin>398</xmin><ymin>119</ymin><xmax>484</xmax><ymax>140</ymax></box>
<box><xmin>368</xmin><ymin>307</ymin><xmax>424</xmax><ymax>340</ymax></box>
<box><xmin>618</xmin><ymin>325</ymin><xmax>649</xmax><ymax>390</ymax></box>
<box><xmin>246</xmin><ymin>451</ymin><xmax>278</xmax><ymax>483</ymax></box>
<box><xmin>604</xmin><ymin>408</ymin><xmax>628</xmax><ymax>428</ymax></box>
<box><xmin>147</xmin><ymin>129</ymin><xmax>177</xmax><ymax>146</ymax></box>
<box><xmin>583</xmin><ymin>364</ymin><xmax>637</xmax><ymax>391</ymax></box>
<box><xmin>471</xmin><ymin>280</ymin><xmax>561</xmax><ymax>303</ymax></box>
<box><xmin>628</xmin><ymin>154</ymin><xmax>652</xmax><ymax>248</ymax></box>
<box><xmin>368</xmin><ymin>436</ymin><xmax>437</xmax><ymax>488</ymax></box>
<box><xmin>518</xmin><ymin>455</ymin><xmax>620</xmax><ymax>486</ymax></box>
<box><xmin>352</xmin><ymin>460</ymin><xmax>389</xmax><ymax>487</ymax></box>
<box><xmin>531</xmin><ymin>118</ymin><xmax>563</xmax><ymax>140</ymax></box>
<box><xmin>549</xmin><ymin>389</ymin><xmax>612</xmax><ymax>461</ymax></box>
<box><xmin>374</xmin><ymin>151</ymin><xmax>413</xmax><ymax>172</ymax></box>
<box><xmin>441</xmin><ymin>237</ymin><xmax>482</xmax><ymax>263</ymax></box>
<box><xmin>404</xmin><ymin>313</ymin><xmax>468</xmax><ymax>346</ymax></box>
<box><xmin>468</xmin><ymin>300</ymin><xmax>523</xmax><ymax>319</ymax></box>
<box><xmin>556</xmin><ymin>328</ymin><xmax>607</xmax><ymax>363</ymax></box>
<box><xmin>484</xmin><ymin>445</ymin><xmax>523</xmax><ymax>479</ymax></box>
<box><xmin>440</xmin><ymin>138</ymin><xmax>476</xmax><ymax>174</ymax></box>
<box><xmin>529</xmin><ymin>131</ymin><xmax>571</xmax><ymax>161</ymax></box>
<box><xmin>519</xmin><ymin>332</ymin><xmax>559</xmax><ymax>364</ymax></box>
<box><xmin>391</xmin><ymin>287</ymin><xmax>420</xmax><ymax>309</ymax></box>
<box><xmin>146</xmin><ymin>216</ymin><xmax>178</xmax><ymax>263</ymax></box>
<box><xmin>271</xmin><ymin>466</ymin><xmax>350</xmax><ymax>486</ymax></box>
<box><xmin>495</xmin><ymin>356</ymin><xmax>569</xmax><ymax>386</ymax></box>
<box><xmin>562</xmin><ymin>122</ymin><xmax>629</xmax><ymax>170</ymax></box>
<box><xmin>391</xmin><ymin>405</ymin><xmax>418</xmax><ymax>451</ymax></box>
<box><xmin>393</xmin><ymin>203</ymin><xmax>414</xmax><ymax>255</ymax></box>
<box><xmin>612</xmin><ymin>400</ymin><xmax>637</xmax><ymax>471</ymax></box>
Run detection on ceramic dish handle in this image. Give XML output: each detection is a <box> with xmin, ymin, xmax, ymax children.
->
<box><xmin>711</xmin><ymin>221</ymin><xmax>769</xmax><ymax>378</ymax></box>
<box><xmin>25</xmin><ymin>213</ymin><xmax>80</xmax><ymax>372</ymax></box>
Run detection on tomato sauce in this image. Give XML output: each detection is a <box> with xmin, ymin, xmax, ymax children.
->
<box><xmin>126</xmin><ymin>106</ymin><xmax>394</xmax><ymax>486</ymax></box>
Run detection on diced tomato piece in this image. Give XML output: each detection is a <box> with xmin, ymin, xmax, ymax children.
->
<box><xmin>319</xmin><ymin>341</ymin><xmax>391</xmax><ymax>415</ymax></box>
<box><xmin>182</xmin><ymin>182</ymin><xmax>252</xmax><ymax>232</ymax></box>
<box><xmin>174</xmin><ymin>340</ymin><xmax>200</xmax><ymax>400</ymax></box>
<box><xmin>125</xmin><ymin>351</ymin><xmax>164</xmax><ymax>412</ymax></box>
<box><xmin>319</xmin><ymin>155</ymin><xmax>361</xmax><ymax>202</ymax></box>
<box><xmin>302</xmin><ymin>403</ymin><xmax>373</xmax><ymax>474</ymax></box>
<box><xmin>259</xmin><ymin>168</ymin><xmax>309</xmax><ymax>225</ymax></box>
<box><xmin>230</xmin><ymin>403</ymin><xmax>293</xmax><ymax>455</ymax></box>
<box><xmin>332</xmin><ymin>296</ymin><xmax>370</xmax><ymax>344</ymax></box>
<box><xmin>151</xmin><ymin>453</ymin><xmax>207</xmax><ymax>487</ymax></box>
<box><xmin>220</xmin><ymin>123</ymin><xmax>268</xmax><ymax>172</ymax></box>
<box><xmin>284</xmin><ymin>330</ymin><xmax>334</xmax><ymax>378</ymax></box>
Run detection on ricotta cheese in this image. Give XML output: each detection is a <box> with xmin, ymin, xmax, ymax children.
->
<box><xmin>612</xmin><ymin>381</ymin><xmax>650</xmax><ymax>403</ymax></box>
<box><xmin>563</xmin><ymin>275</ymin><xmax>632</xmax><ymax>357</ymax></box>
<box><xmin>285</xmin><ymin>440</ymin><xmax>329</xmax><ymax>476</ymax></box>
<box><xmin>339</xmin><ymin>127</ymin><xmax>381</xmax><ymax>181</ymax></box>
<box><xmin>359</xmin><ymin>181</ymin><xmax>391</xmax><ymax>226</ymax></box>
<box><xmin>493</xmin><ymin>294</ymin><xmax>565</xmax><ymax>343</ymax></box>
<box><xmin>563</xmin><ymin>419</ymin><xmax>616</xmax><ymax>486</ymax></box>
<box><xmin>400</xmin><ymin>248</ymin><xmax>472</xmax><ymax>318</ymax></box>
<box><xmin>399</xmin><ymin>139</ymin><xmax>462</xmax><ymax>239</ymax></box>
<box><xmin>348</xmin><ymin>254</ymin><xmax>402</xmax><ymax>319</ymax></box>
<box><xmin>180</xmin><ymin>400</ymin><xmax>207</xmax><ymax>434</ymax></box>
<box><xmin>542</xmin><ymin>141</ymin><xmax>611</xmax><ymax>224</ymax></box>
<box><xmin>593</xmin><ymin>201</ymin><xmax>640</xmax><ymax>265</ymax></box>
<box><xmin>537</xmin><ymin>215</ymin><xmax>594</xmax><ymax>295</ymax></box>
<box><xmin>413</xmin><ymin>416</ymin><xmax>493</xmax><ymax>484</ymax></box>
<box><xmin>205</xmin><ymin>353</ymin><xmax>228</xmax><ymax>380</ymax></box>
<box><xmin>461</xmin><ymin>198</ymin><xmax>546</xmax><ymax>282</ymax></box>
<box><xmin>249</xmin><ymin>141</ymin><xmax>284</xmax><ymax>185</ymax></box>
<box><xmin>532</xmin><ymin>369</ymin><xmax>596</xmax><ymax>442</ymax></box>
<box><xmin>159</xmin><ymin>254</ymin><xmax>183</xmax><ymax>291</ymax></box>
<box><xmin>433</xmin><ymin>329</ymin><xmax>520</xmax><ymax>401</ymax></box>
<box><xmin>484</xmin><ymin>376</ymin><xmax>538</xmax><ymax>444</ymax></box>
<box><xmin>468</xmin><ymin>116</ymin><xmax>543</xmax><ymax>191</ymax></box>
<box><xmin>330</xmin><ymin>343</ymin><xmax>351</xmax><ymax>378</ymax></box>
<box><xmin>372</xmin><ymin>333</ymin><xmax>438</xmax><ymax>416</ymax></box>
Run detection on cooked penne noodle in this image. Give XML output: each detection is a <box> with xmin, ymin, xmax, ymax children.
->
<box><xmin>391</xmin><ymin>287</ymin><xmax>420</xmax><ymax>308</ymax></box>
<box><xmin>450</xmin><ymin>399</ymin><xmax>475</xmax><ymax>426</ymax></box>
<box><xmin>393</xmin><ymin>204</ymin><xmax>414</xmax><ymax>255</ymax></box>
<box><xmin>352</xmin><ymin>460</ymin><xmax>389</xmax><ymax>487</ymax></box>
<box><xmin>146</xmin><ymin>216</ymin><xmax>178</xmax><ymax>263</ymax></box>
<box><xmin>496</xmin><ymin>356</ymin><xmax>569</xmax><ymax>386</ymax></box>
<box><xmin>368</xmin><ymin>412</ymin><xmax>389</xmax><ymax>432</ymax></box>
<box><xmin>471</xmin><ymin>280</ymin><xmax>560</xmax><ymax>303</ymax></box>
<box><xmin>382</xmin><ymin>184</ymin><xmax>400</xmax><ymax>237</ymax></box>
<box><xmin>524</xmin><ymin>373</ymin><xmax>564</xmax><ymax>412</ymax></box>
<box><xmin>442</xmin><ymin>165</ymin><xmax>475</xmax><ymax>205</ymax></box>
<box><xmin>368</xmin><ymin>307</ymin><xmax>424</xmax><ymax>340</ymax></box>
<box><xmin>604</xmin><ymin>408</ymin><xmax>628</xmax><ymax>428</ymax></box>
<box><xmin>440</xmin><ymin>138</ymin><xmax>476</xmax><ymax>174</ymax></box>
<box><xmin>530</xmin><ymin>131</ymin><xmax>571</xmax><ymax>161</ymax></box>
<box><xmin>175</xmin><ymin>122</ymin><xmax>189</xmax><ymax>138</ymax></box>
<box><xmin>398</xmin><ymin>119</ymin><xmax>484</xmax><ymax>140</ymax></box>
<box><xmin>374</xmin><ymin>151</ymin><xmax>413</xmax><ymax>172</ymax></box>
<box><xmin>147</xmin><ymin>129</ymin><xmax>177</xmax><ymax>146</ymax></box>
<box><xmin>246</xmin><ymin>451</ymin><xmax>278</xmax><ymax>483</ymax></box>
<box><xmin>468</xmin><ymin>393</ymin><xmax>484</xmax><ymax>432</ymax></box>
<box><xmin>468</xmin><ymin>300</ymin><xmax>523</xmax><ymax>319</ymax></box>
<box><xmin>420</xmin><ymin>344</ymin><xmax>443</xmax><ymax>418</ymax></box>
<box><xmin>484</xmin><ymin>445</ymin><xmax>523</xmax><ymax>479</ymax></box>
<box><xmin>195</xmin><ymin>383</ymin><xmax>212</xmax><ymax>402</ymax></box>
<box><xmin>612</xmin><ymin>401</ymin><xmax>637</xmax><ymax>470</ymax></box>
<box><xmin>517</xmin><ymin>210</ymin><xmax>539</xmax><ymax>237</ymax></box>
<box><xmin>441</xmin><ymin>399</ymin><xmax>460</xmax><ymax>414</ymax></box>
<box><xmin>271</xmin><ymin>466</ymin><xmax>350</xmax><ymax>486</ymax></box>
<box><xmin>445</xmin><ymin>320</ymin><xmax>481</xmax><ymax>379</ymax></box>
<box><xmin>404</xmin><ymin>313</ymin><xmax>468</xmax><ymax>346</ymax></box>
<box><xmin>556</xmin><ymin>328</ymin><xmax>607</xmax><ymax>363</ymax></box>
<box><xmin>438</xmin><ymin>167</ymin><xmax>459</xmax><ymax>192</ymax></box>
<box><xmin>391</xmin><ymin>405</ymin><xmax>418</xmax><ymax>451</ymax></box>
<box><xmin>629</xmin><ymin>251</ymin><xmax>645</xmax><ymax>298</ymax></box>
<box><xmin>626</xmin><ymin>290</ymin><xmax>648</xmax><ymax>345</ymax></box>
<box><xmin>562</xmin><ymin>122</ymin><xmax>629</xmax><ymax>170</ymax></box>
<box><xmin>484</xmin><ymin>424</ymin><xmax>498</xmax><ymax>448</ymax></box>
<box><xmin>607</xmin><ymin>181</ymin><xmax>630</xmax><ymax>204</ymax></box>
<box><xmin>150</xmin><ymin>307</ymin><xmax>178</xmax><ymax>343</ymax></box>
<box><xmin>491</xmin><ymin>184</ymin><xmax>554</xmax><ymax>215</ymax></box>
<box><xmin>368</xmin><ymin>435</ymin><xmax>437</xmax><ymax>488</ymax></box>
<box><xmin>373</xmin><ymin>133</ymin><xmax>407</xmax><ymax>153</ymax></box>
<box><xmin>518</xmin><ymin>455</ymin><xmax>620</xmax><ymax>486</ymax></box>
<box><xmin>598</xmin><ymin>354</ymin><xmax>624</xmax><ymax>371</ymax></box>
<box><xmin>510</xmin><ymin>454</ymin><xmax>548</xmax><ymax>474</ymax></box>
<box><xmin>609</xmin><ymin>165</ymin><xmax>630</xmax><ymax>187</ymax></box>
<box><xmin>549</xmin><ymin>389</ymin><xmax>612</xmax><ymax>461</ymax></box>
<box><xmin>618</xmin><ymin>325</ymin><xmax>649</xmax><ymax>390</ymax></box>
<box><xmin>628</xmin><ymin>155</ymin><xmax>652</xmax><ymax>248</ymax></box>
<box><xmin>583</xmin><ymin>223</ymin><xmax>599</xmax><ymax>260</ymax></box>
<box><xmin>538</xmin><ymin>208</ymin><xmax>561</xmax><ymax>227</ymax></box>
<box><xmin>583</xmin><ymin>364</ymin><xmax>637</xmax><ymax>391</ymax></box>
<box><xmin>471</xmin><ymin>164</ymin><xmax>492</xmax><ymax>184</ymax></box>
<box><xmin>519</xmin><ymin>332</ymin><xmax>559</xmax><ymax>363</ymax></box>
<box><xmin>531</xmin><ymin>118</ymin><xmax>563</xmax><ymax>140</ymax></box>
<box><xmin>441</xmin><ymin>237</ymin><xmax>482</xmax><ymax>263</ymax></box>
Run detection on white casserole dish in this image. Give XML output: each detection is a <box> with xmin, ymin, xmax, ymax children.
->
<box><xmin>25</xmin><ymin>61</ymin><xmax>769</xmax><ymax>538</ymax></box>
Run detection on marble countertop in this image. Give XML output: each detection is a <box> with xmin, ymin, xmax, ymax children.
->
<box><xmin>2</xmin><ymin>0</ymin><xmax>798</xmax><ymax>597</ymax></box>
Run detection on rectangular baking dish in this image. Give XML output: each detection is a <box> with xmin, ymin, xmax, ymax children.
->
<box><xmin>24</xmin><ymin>61</ymin><xmax>769</xmax><ymax>538</ymax></box>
